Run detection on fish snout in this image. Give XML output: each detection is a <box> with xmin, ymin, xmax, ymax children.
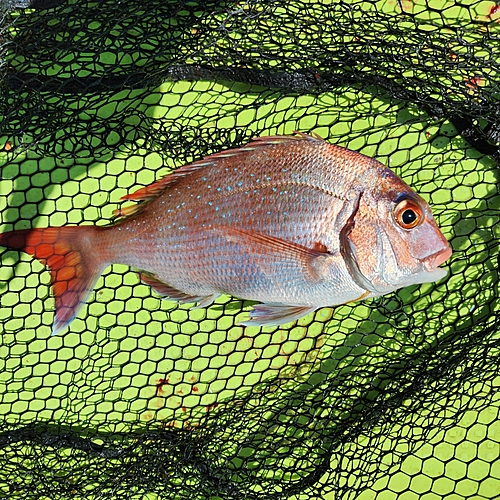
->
<box><xmin>423</xmin><ymin>245</ymin><xmax>452</xmax><ymax>271</ymax></box>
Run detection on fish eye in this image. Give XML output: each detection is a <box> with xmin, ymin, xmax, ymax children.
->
<box><xmin>394</xmin><ymin>198</ymin><xmax>423</xmax><ymax>229</ymax></box>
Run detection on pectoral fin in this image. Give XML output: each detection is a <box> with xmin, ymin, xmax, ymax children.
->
<box><xmin>139</xmin><ymin>272</ymin><xmax>219</xmax><ymax>307</ymax></box>
<box><xmin>239</xmin><ymin>303</ymin><xmax>317</xmax><ymax>327</ymax></box>
<box><xmin>215</xmin><ymin>227</ymin><xmax>331</xmax><ymax>282</ymax></box>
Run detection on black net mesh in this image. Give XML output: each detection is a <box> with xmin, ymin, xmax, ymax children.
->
<box><xmin>1</xmin><ymin>0</ymin><xmax>499</xmax><ymax>498</ymax></box>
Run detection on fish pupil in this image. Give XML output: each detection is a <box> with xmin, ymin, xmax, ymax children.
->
<box><xmin>402</xmin><ymin>209</ymin><xmax>417</xmax><ymax>225</ymax></box>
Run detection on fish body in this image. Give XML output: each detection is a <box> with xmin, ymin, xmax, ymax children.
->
<box><xmin>0</xmin><ymin>134</ymin><xmax>452</xmax><ymax>334</ymax></box>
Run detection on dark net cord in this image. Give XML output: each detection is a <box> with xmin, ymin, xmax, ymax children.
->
<box><xmin>1</xmin><ymin>315</ymin><xmax>499</xmax><ymax>498</ymax></box>
<box><xmin>7</xmin><ymin>62</ymin><xmax>500</xmax><ymax>158</ymax></box>
<box><xmin>4</xmin><ymin>0</ymin><xmax>500</xmax><ymax>159</ymax></box>
<box><xmin>1</xmin><ymin>1</ymin><xmax>500</xmax><ymax>499</ymax></box>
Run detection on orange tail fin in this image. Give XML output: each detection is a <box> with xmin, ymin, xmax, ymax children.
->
<box><xmin>0</xmin><ymin>226</ymin><xmax>108</xmax><ymax>335</ymax></box>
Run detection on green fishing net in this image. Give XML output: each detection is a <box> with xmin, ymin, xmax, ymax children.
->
<box><xmin>0</xmin><ymin>0</ymin><xmax>499</xmax><ymax>498</ymax></box>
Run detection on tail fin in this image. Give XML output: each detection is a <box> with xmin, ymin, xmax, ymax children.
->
<box><xmin>0</xmin><ymin>226</ymin><xmax>107</xmax><ymax>335</ymax></box>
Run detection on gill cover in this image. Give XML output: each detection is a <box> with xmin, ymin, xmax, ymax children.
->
<box><xmin>340</xmin><ymin>191</ymin><xmax>451</xmax><ymax>294</ymax></box>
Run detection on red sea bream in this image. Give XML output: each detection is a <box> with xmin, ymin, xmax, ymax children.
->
<box><xmin>0</xmin><ymin>133</ymin><xmax>452</xmax><ymax>334</ymax></box>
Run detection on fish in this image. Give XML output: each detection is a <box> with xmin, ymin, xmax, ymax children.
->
<box><xmin>0</xmin><ymin>133</ymin><xmax>452</xmax><ymax>335</ymax></box>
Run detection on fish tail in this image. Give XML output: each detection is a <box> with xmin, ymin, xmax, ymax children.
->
<box><xmin>0</xmin><ymin>226</ymin><xmax>108</xmax><ymax>335</ymax></box>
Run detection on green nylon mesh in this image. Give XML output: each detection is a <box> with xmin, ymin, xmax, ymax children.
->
<box><xmin>1</xmin><ymin>0</ymin><xmax>499</xmax><ymax>499</ymax></box>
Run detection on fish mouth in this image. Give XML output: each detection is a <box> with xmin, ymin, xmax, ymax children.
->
<box><xmin>423</xmin><ymin>245</ymin><xmax>452</xmax><ymax>272</ymax></box>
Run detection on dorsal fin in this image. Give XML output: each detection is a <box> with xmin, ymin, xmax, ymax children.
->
<box><xmin>114</xmin><ymin>133</ymin><xmax>323</xmax><ymax>218</ymax></box>
<box><xmin>118</xmin><ymin>163</ymin><xmax>208</xmax><ymax>203</ymax></box>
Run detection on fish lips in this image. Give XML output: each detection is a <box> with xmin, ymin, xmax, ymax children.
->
<box><xmin>420</xmin><ymin>245</ymin><xmax>453</xmax><ymax>279</ymax></box>
<box><xmin>409</xmin><ymin>212</ymin><xmax>453</xmax><ymax>281</ymax></box>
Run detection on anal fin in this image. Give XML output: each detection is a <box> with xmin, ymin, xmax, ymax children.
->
<box><xmin>191</xmin><ymin>294</ymin><xmax>220</xmax><ymax>309</ymax></box>
<box><xmin>139</xmin><ymin>272</ymin><xmax>219</xmax><ymax>308</ymax></box>
<box><xmin>239</xmin><ymin>303</ymin><xmax>316</xmax><ymax>327</ymax></box>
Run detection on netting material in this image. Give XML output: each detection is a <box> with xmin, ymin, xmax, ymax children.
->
<box><xmin>0</xmin><ymin>0</ymin><xmax>499</xmax><ymax>498</ymax></box>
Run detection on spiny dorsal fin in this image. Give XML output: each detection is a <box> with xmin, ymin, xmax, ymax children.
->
<box><xmin>115</xmin><ymin>133</ymin><xmax>323</xmax><ymax>218</ymax></box>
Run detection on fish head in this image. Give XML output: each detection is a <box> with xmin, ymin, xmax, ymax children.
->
<box><xmin>341</xmin><ymin>168</ymin><xmax>452</xmax><ymax>295</ymax></box>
